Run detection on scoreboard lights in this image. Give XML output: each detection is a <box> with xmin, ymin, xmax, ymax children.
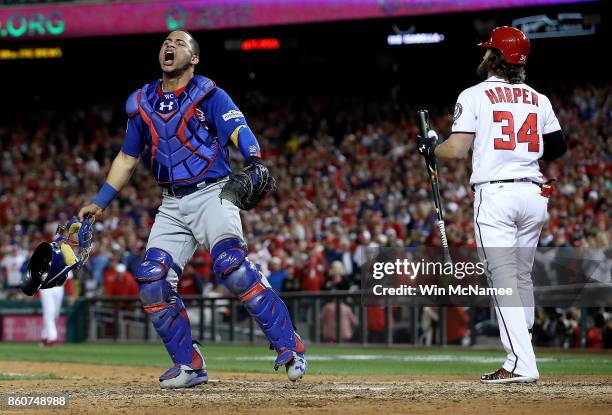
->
<box><xmin>387</xmin><ymin>33</ymin><xmax>445</xmax><ymax>45</ymax></box>
<box><xmin>241</xmin><ymin>38</ymin><xmax>280</xmax><ymax>51</ymax></box>
<box><xmin>224</xmin><ymin>38</ymin><xmax>281</xmax><ymax>51</ymax></box>
<box><xmin>0</xmin><ymin>47</ymin><xmax>62</xmax><ymax>60</ymax></box>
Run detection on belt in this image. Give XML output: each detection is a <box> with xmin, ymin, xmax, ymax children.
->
<box><xmin>471</xmin><ymin>178</ymin><xmax>544</xmax><ymax>192</ymax></box>
<box><xmin>161</xmin><ymin>177</ymin><xmax>222</xmax><ymax>198</ymax></box>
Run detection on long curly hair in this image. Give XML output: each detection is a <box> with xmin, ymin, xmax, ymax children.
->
<box><xmin>484</xmin><ymin>49</ymin><xmax>526</xmax><ymax>84</ymax></box>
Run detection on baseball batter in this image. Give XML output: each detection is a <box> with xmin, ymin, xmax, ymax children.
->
<box><xmin>78</xmin><ymin>31</ymin><xmax>306</xmax><ymax>388</ymax></box>
<box><xmin>421</xmin><ymin>27</ymin><xmax>567</xmax><ymax>383</ymax></box>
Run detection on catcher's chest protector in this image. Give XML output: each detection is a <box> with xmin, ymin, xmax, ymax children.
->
<box><xmin>137</xmin><ymin>75</ymin><xmax>219</xmax><ymax>185</ymax></box>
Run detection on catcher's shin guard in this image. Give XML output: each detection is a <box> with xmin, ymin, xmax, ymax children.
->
<box><xmin>136</xmin><ymin>248</ymin><xmax>200</xmax><ymax>369</ymax></box>
<box><xmin>212</xmin><ymin>239</ymin><xmax>306</xmax><ymax>378</ymax></box>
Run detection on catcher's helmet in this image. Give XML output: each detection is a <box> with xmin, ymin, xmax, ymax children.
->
<box><xmin>478</xmin><ymin>26</ymin><xmax>530</xmax><ymax>65</ymax></box>
<box><xmin>21</xmin><ymin>216</ymin><xmax>94</xmax><ymax>296</ymax></box>
<box><xmin>21</xmin><ymin>241</ymin><xmax>77</xmax><ymax>296</ymax></box>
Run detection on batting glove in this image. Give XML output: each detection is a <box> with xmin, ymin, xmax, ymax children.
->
<box><xmin>417</xmin><ymin>130</ymin><xmax>439</xmax><ymax>158</ymax></box>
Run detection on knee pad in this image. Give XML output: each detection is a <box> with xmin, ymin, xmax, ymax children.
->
<box><xmin>211</xmin><ymin>238</ymin><xmax>248</xmax><ymax>278</ymax></box>
<box><xmin>135</xmin><ymin>248</ymin><xmax>175</xmax><ymax>306</ymax></box>
<box><xmin>211</xmin><ymin>238</ymin><xmax>257</xmax><ymax>295</ymax></box>
<box><xmin>135</xmin><ymin>248</ymin><xmax>196</xmax><ymax>367</ymax></box>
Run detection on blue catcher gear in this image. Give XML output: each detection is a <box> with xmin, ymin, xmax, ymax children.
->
<box><xmin>22</xmin><ymin>217</ymin><xmax>94</xmax><ymax>296</ymax></box>
<box><xmin>212</xmin><ymin>238</ymin><xmax>306</xmax><ymax>380</ymax></box>
<box><xmin>132</xmin><ymin>75</ymin><xmax>222</xmax><ymax>186</ymax></box>
<box><xmin>135</xmin><ymin>248</ymin><xmax>207</xmax><ymax>388</ymax></box>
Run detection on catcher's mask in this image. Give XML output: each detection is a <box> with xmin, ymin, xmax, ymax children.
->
<box><xmin>22</xmin><ymin>241</ymin><xmax>78</xmax><ymax>296</ymax></box>
<box><xmin>21</xmin><ymin>216</ymin><xmax>94</xmax><ymax>296</ymax></box>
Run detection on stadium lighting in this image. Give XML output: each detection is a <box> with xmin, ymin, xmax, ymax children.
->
<box><xmin>240</xmin><ymin>38</ymin><xmax>281</xmax><ymax>51</ymax></box>
<box><xmin>512</xmin><ymin>13</ymin><xmax>599</xmax><ymax>39</ymax></box>
<box><xmin>387</xmin><ymin>33</ymin><xmax>445</xmax><ymax>45</ymax></box>
<box><xmin>0</xmin><ymin>47</ymin><xmax>62</xmax><ymax>60</ymax></box>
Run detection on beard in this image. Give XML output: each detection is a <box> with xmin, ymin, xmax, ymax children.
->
<box><xmin>162</xmin><ymin>66</ymin><xmax>184</xmax><ymax>78</ymax></box>
<box><xmin>161</xmin><ymin>60</ymin><xmax>191</xmax><ymax>78</ymax></box>
<box><xmin>476</xmin><ymin>60</ymin><xmax>489</xmax><ymax>79</ymax></box>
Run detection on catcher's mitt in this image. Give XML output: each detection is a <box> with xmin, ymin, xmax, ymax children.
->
<box><xmin>219</xmin><ymin>156</ymin><xmax>276</xmax><ymax>210</ymax></box>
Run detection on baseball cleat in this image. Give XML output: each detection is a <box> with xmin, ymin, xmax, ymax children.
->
<box><xmin>273</xmin><ymin>335</ymin><xmax>307</xmax><ymax>382</ymax></box>
<box><xmin>159</xmin><ymin>365</ymin><xmax>208</xmax><ymax>389</ymax></box>
<box><xmin>284</xmin><ymin>352</ymin><xmax>307</xmax><ymax>382</ymax></box>
<box><xmin>184</xmin><ymin>369</ymin><xmax>209</xmax><ymax>388</ymax></box>
<box><xmin>160</xmin><ymin>342</ymin><xmax>208</xmax><ymax>389</ymax></box>
<box><xmin>480</xmin><ymin>368</ymin><xmax>538</xmax><ymax>384</ymax></box>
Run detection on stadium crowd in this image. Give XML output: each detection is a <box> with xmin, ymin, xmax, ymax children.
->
<box><xmin>0</xmin><ymin>82</ymin><xmax>610</xmax><ymax>347</ymax></box>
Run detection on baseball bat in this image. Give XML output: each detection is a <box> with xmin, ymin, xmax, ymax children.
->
<box><xmin>417</xmin><ymin>109</ymin><xmax>452</xmax><ymax>264</ymax></box>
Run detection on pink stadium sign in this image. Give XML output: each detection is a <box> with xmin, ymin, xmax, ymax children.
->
<box><xmin>1</xmin><ymin>314</ymin><xmax>66</xmax><ymax>342</ymax></box>
<box><xmin>0</xmin><ymin>0</ymin><xmax>594</xmax><ymax>40</ymax></box>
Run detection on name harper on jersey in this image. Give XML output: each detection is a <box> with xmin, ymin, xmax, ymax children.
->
<box><xmin>484</xmin><ymin>86</ymin><xmax>539</xmax><ymax>107</ymax></box>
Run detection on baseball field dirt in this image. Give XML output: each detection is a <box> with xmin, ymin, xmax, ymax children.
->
<box><xmin>1</xmin><ymin>361</ymin><xmax>611</xmax><ymax>415</ymax></box>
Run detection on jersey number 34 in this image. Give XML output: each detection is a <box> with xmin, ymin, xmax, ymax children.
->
<box><xmin>493</xmin><ymin>111</ymin><xmax>539</xmax><ymax>152</ymax></box>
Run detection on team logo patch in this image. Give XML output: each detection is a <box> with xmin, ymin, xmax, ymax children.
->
<box><xmin>159</xmin><ymin>101</ymin><xmax>174</xmax><ymax>111</ymax></box>
<box><xmin>222</xmin><ymin>109</ymin><xmax>244</xmax><ymax>121</ymax></box>
<box><xmin>156</xmin><ymin>97</ymin><xmax>178</xmax><ymax>120</ymax></box>
<box><xmin>196</xmin><ymin>108</ymin><xmax>206</xmax><ymax>123</ymax></box>
<box><xmin>453</xmin><ymin>102</ymin><xmax>463</xmax><ymax>121</ymax></box>
<box><xmin>195</xmin><ymin>108</ymin><xmax>210</xmax><ymax>130</ymax></box>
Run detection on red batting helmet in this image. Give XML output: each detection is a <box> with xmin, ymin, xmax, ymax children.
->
<box><xmin>478</xmin><ymin>26</ymin><xmax>530</xmax><ymax>65</ymax></box>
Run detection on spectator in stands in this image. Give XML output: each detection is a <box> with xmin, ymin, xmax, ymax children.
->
<box><xmin>320</xmin><ymin>299</ymin><xmax>358</xmax><ymax>342</ymax></box>
<box><xmin>322</xmin><ymin>260</ymin><xmax>350</xmax><ymax>291</ymax></box>
<box><xmin>191</xmin><ymin>248</ymin><xmax>212</xmax><ymax>284</ymax></box>
<box><xmin>367</xmin><ymin>306</ymin><xmax>392</xmax><ymax>343</ymax></box>
<box><xmin>267</xmin><ymin>257</ymin><xmax>288</xmax><ymax>293</ymax></box>
<box><xmin>281</xmin><ymin>263</ymin><xmax>301</xmax><ymax>292</ymax></box>
<box><xmin>586</xmin><ymin>311</ymin><xmax>608</xmax><ymax>349</ymax></box>
<box><xmin>103</xmin><ymin>263</ymin><xmax>138</xmax><ymax>298</ymax></box>
<box><xmin>178</xmin><ymin>263</ymin><xmax>204</xmax><ymax>296</ymax></box>
<box><xmin>338</xmin><ymin>238</ymin><xmax>355</xmax><ymax>279</ymax></box>
<box><xmin>585</xmin><ymin>327</ymin><xmax>602</xmax><ymax>349</ymax></box>
<box><xmin>1</xmin><ymin>245</ymin><xmax>26</xmax><ymax>295</ymax></box>
<box><xmin>88</xmin><ymin>243</ymin><xmax>111</xmax><ymax>287</ymax></box>
<box><xmin>299</xmin><ymin>248</ymin><xmax>325</xmax><ymax>292</ymax></box>
<box><xmin>445</xmin><ymin>307</ymin><xmax>470</xmax><ymax>346</ymax></box>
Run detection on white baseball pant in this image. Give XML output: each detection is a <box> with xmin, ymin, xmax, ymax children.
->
<box><xmin>474</xmin><ymin>181</ymin><xmax>548</xmax><ymax>378</ymax></box>
<box><xmin>40</xmin><ymin>285</ymin><xmax>64</xmax><ymax>342</ymax></box>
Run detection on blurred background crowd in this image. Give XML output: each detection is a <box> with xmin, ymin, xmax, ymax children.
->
<box><xmin>0</xmin><ymin>81</ymin><xmax>610</xmax><ymax>347</ymax></box>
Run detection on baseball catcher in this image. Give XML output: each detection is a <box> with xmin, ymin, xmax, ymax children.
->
<box><xmin>77</xmin><ymin>31</ymin><xmax>306</xmax><ymax>389</ymax></box>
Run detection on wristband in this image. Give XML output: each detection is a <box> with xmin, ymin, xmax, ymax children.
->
<box><xmin>93</xmin><ymin>182</ymin><xmax>119</xmax><ymax>209</ymax></box>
